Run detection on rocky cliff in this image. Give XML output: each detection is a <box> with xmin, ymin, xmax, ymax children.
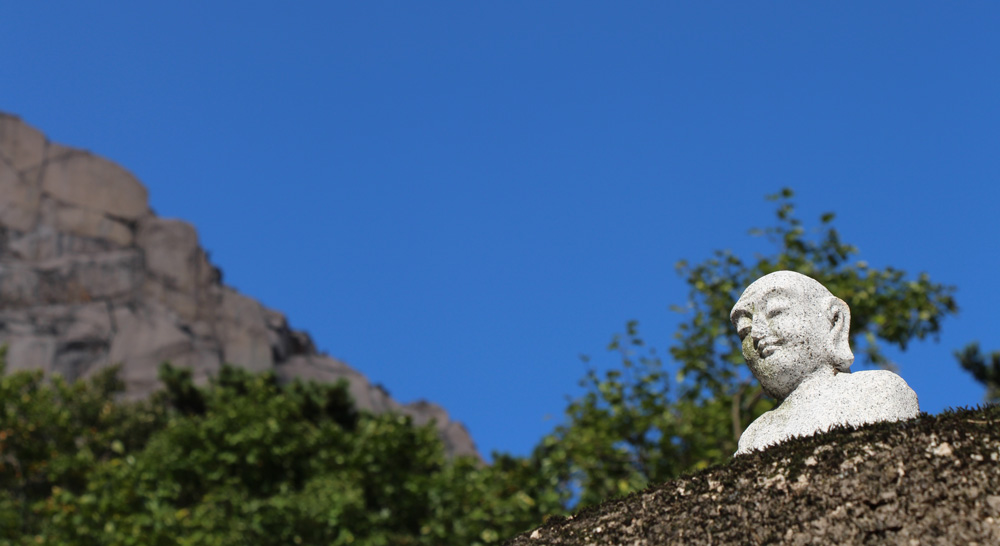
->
<box><xmin>505</xmin><ymin>405</ymin><xmax>1000</xmax><ymax>545</ymax></box>
<box><xmin>0</xmin><ymin>112</ymin><xmax>478</xmax><ymax>459</ymax></box>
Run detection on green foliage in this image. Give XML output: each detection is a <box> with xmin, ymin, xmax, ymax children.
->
<box><xmin>0</xmin><ymin>350</ymin><xmax>168</xmax><ymax>542</ymax></box>
<box><xmin>540</xmin><ymin>188</ymin><xmax>960</xmax><ymax>508</ymax></box>
<box><xmin>955</xmin><ymin>343</ymin><xmax>1000</xmax><ymax>403</ymax></box>
<box><xmin>0</xmin><ymin>356</ymin><xmax>559</xmax><ymax>545</ymax></box>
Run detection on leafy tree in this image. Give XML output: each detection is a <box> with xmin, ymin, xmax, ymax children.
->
<box><xmin>0</xmin><ymin>357</ymin><xmax>560</xmax><ymax>545</ymax></box>
<box><xmin>955</xmin><ymin>343</ymin><xmax>1000</xmax><ymax>403</ymax></box>
<box><xmin>539</xmin><ymin>188</ymin><xmax>959</xmax><ymax>508</ymax></box>
<box><xmin>0</xmin><ymin>352</ymin><xmax>168</xmax><ymax>542</ymax></box>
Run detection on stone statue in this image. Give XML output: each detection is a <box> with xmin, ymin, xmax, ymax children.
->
<box><xmin>730</xmin><ymin>271</ymin><xmax>919</xmax><ymax>455</ymax></box>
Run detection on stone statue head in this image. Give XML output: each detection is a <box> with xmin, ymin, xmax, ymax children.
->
<box><xmin>730</xmin><ymin>271</ymin><xmax>854</xmax><ymax>400</ymax></box>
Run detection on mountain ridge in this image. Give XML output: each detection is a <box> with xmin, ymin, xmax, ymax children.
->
<box><xmin>0</xmin><ymin>112</ymin><xmax>478</xmax><ymax>459</ymax></box>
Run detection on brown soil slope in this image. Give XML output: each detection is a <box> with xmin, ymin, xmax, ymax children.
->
<box><xmin>506</xmin><ymin>405</ymin><xmax>1000</xmax><ymax>545</ymax></box>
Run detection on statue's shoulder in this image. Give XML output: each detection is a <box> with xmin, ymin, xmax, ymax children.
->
<box><xmin>833</xmin><ymin>370</ymin><xmax>919</xmax><ymax>418</ymax></box>
<box><xmin>735</xmin><ymin>405</ymin><xmax>794</xmax><ymax>455</ymax></box>
<box><xmin>736</xmin><ymin>409</ymin><xmax>775</xmax><ymax>455</ymax></box>
<box><xmin>840</xmin><ymin>369</ymin><xmax>913</xmax><ymax>391</ymax></box>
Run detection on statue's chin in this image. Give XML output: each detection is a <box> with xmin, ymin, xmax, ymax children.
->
<box><xmin>744</xmin><ymin>338</ymin><xmax>797</xmax><ymax>398</ymax></box>
<box><xmin>748</xmin><ymin>365</ymin><xmax>781</xmax><ymax>398</ymax></box>
<box><xmin>746</xmin><ymin>352</ymin><xmax>799</xmax><ymax>401</ymax></box>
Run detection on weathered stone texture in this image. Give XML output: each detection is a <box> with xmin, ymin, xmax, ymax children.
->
<box><xmin>275</xmin><ymin>354</ymin><xmax>398</xmax><ymax>413</ymax></box>
<box><xmin>0</xmin><ymin>160</ymin><xmax>42</xmax><ymax>232</ymax></box>
<box><xmin>47</xmin><ymin>199</ymin><xmax>133</xmax><ymax>247</ymax></box>
<box><xmin>0</xmin><ymin>113</ymin><xmax>46</xmax><ymax>172</ymax></box>
<box><xmin>216</xmin><ymin>288</ymin><xmax>274</xmax><ymax>373</ymax></box>
<box><xmin>136</xmin><ymin>218</ymin><xmax>211</xmax><ymax>293</ymax></box>
<box><xmin>6</xmin><ymin>335</ymin><xmax>57</xmax><ymax>373</ymax></box>
<box><xmin>506</xmin><ymin>406</ymin><xmax>1000</xmax><ymax>545</ymax></box>
<box><xmin>35</xmin><ymin>150</ymin><xmax>149</xmax><ymax>220</ymax></box>
<box><xmin>0</xmin><ymin>112</ymin><xmax>479</xmax><ymax>459</ymax></box>
<box><xmin>109</xmin><ymin>303</ymin><xmax>193</xmax><ymax>393</ymax></box>
<box><xmin>403</xmin><ymin>399</ymin><xmax>480</xmax><ymax>460</ymax></box>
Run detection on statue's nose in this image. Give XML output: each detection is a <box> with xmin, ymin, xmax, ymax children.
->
<box><xmin>750</xmin><ymin>312</ymin><xmax>768</xmax><ymax>348</ymax></box>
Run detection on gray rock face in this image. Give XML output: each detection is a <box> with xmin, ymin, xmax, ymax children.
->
<box><xmin>0</xmin><ymin>112</ymin><xmax>479</xmax><ymax>459</ymax></box>
<box><xmin>730</xmin><ymin>271</ymin><xmax>919</xmax><ymax>455</ymax></box>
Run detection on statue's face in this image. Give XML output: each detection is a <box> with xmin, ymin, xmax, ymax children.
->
<box><xmin>731</xmin><ymin>273</ymin><xmax>834</xmax><ymax>400</ymax></box>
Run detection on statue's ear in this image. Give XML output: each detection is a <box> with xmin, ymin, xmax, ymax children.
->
<box><xmin>826</xmin><ymin>297</ymin><xmax>854</xmax><ymax>372</ymax></box>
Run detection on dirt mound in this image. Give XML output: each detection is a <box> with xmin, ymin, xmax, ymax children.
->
<box><xmin>506</xmin><ymin>405</ymin><xmax>1000</xmax><ymax>545</ymax></box>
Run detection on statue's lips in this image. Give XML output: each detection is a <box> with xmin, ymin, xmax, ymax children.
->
<box><xmin>756</xmin><ymin>337</ymin><xmax>780</xmax><ymax>358</ymax></box>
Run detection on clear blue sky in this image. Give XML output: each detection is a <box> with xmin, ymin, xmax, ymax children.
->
<box><xmin>3</xmin><ymin>3</ymin><xmax>998</xmax><ymax>458</ymax></box>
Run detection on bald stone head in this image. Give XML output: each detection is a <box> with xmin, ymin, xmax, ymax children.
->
<box><xmin>730</xmin><ymin>271</ymin><xmax>854</xmax><ymax>400</ymax></box>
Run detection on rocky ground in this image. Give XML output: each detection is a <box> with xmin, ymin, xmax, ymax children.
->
<box><xmin>505</xmin><ymin>405</ymin><xmax>1000</xmax><ymax>545</ymax></box>
<box><xmin>0</xmin><ymin>112</ymin><xmax>478</xmax><ymax>458</ymax></box>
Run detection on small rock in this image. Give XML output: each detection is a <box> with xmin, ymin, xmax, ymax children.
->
<box><xmin>930</xmin><ymin>442</ymin><xmax>954</xmax><ymax>457</ymax></box>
